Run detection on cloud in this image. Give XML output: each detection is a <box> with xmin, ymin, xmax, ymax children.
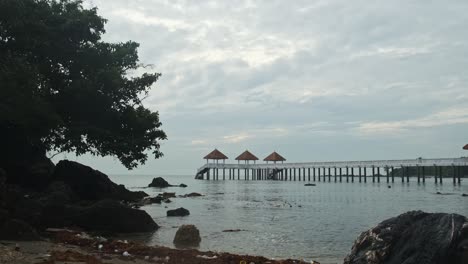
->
<box><xmin>356</xmin><ymin>106</ymin><xmax>468</xmax><ymax>135</ymax></box>
<box><xmin>77</xmin><ymin>0</ymin><xmax>468</xmax><ymax>174</ymax></box>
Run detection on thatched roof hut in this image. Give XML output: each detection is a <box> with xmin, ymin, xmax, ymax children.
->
<box><xmin>463</xmin><ymin>144</ymin><xmax>468</xmax><ymax>150</ymax></box>
<box><xmin>264</xmin><ymin>151</ymin><xmax>286</xmax><ymax>163</ymax></box>
<box><xmin>204</xmin><ymin>149</ymin><xmax>228</xmax><ymax>163</ymax></box>
<box><xmin>235</xmin><ymin>150</ymin><xmax>258</xmax><ymax>164</ymax></box>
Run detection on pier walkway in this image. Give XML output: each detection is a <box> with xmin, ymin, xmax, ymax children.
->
<box><xmin>196</xmin><ymin>157</ymin><xmax>468</xmax><ymax>184</ymax></box>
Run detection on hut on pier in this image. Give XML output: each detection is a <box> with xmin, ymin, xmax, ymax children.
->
<box><xmin>463</xmin><ymin>144</ymin><xmax>468</xmax><ymax>150</ymax></box>
<box><xmin>264</xmin><ymin>151</ymin><xmax>286</xmax><ymax>164</ymax></box>
<box><xmin>204</xmin><ymin>149</ymin><xmax>228</xmax><ymax>164</ymax></box>
<box><xmin>235</xmin><ymin>150</ymin><xmax>259</xmax><ymax>164</ymax></box>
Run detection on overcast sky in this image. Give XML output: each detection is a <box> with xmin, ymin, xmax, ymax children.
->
<box><xmin>56</xmin><ymin>0</ymin><xmax>468</xmax><ymax>175</ymax></box>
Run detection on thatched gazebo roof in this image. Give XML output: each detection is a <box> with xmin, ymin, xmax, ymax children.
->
<box><xmin>204</xmin><ymin>149</ymin><xmax>228</xmax><ymax>160</ymax></box>
<box><xmin>235</xmin><ymin>150</ymin><xmax>259</xmax><ymax>161</ymax></box>
<box><xmin>463</xmin><ymin>144</ymin><xmax>468</xmax><ymax>150</ymax></box>
<box><xmin>264</xmin><ymin>151</ymin><xmax>286</xmax><ymax>162</ymax></box>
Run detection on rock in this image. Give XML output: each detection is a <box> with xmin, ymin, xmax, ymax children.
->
<box><xmin>73</xmin><ymin>200</ymin><xmax>159</xmax><ymax>232</ymax></box>
<box><xmin>173</xmin><ymin>225</ymin><xmax>201</xmax><ymax>247</ymax></box>
<box><xmin>161</xmin><ymin>192</ymin><xmax>176</xmax><ymax>199</ymax></box>
<box><xmin>462</xmin><ymin>193</ymin><xmax>468</xmax><ymax>197</ymax></box>
<box><xmin>344</xmin><ymin>211</ymin><xmax>468</xmax><ymax>264</ymax></box>
<box><xmin>53</xmin><ymin>160</ymin><xmax>147</xmax><ymax>202</ymax></box>
<box><xmin>180</xmin><ymin>192</ymin><xmax>203</xmax><ymax>198</ymax></box>
<box><xmin>0</xmin><ymin>168</ymin><xmax>6</xmax><ymax>206</ymax></box>
<box><xmin>167</xmin><ymin>207</ymin><xmax>190</xmax><ymax>217</ymax></box>
<box><xmin>304</xmin><ymin>183</ymin><xmax>316</xmax><ymax>186</ymax></box>
<box><xmin>179</xmin><ymin>184</ymin><xmax>187</xmax><ymax>188</ymax></box>
<box><xmin>0</xmin><ymin>219</ymin><xmax>40</xmax><ymax>240</ymax></box>
<box><xmin>148</xmin><ymin>177</ymin><xmax>170</xmax><ymax>188</ymax></box>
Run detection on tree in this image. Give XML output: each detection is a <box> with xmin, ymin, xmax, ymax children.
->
<box><xmin>0</xmin><ymin>0</ymin><xmax>167</xmax><ymax>169</ymax></box>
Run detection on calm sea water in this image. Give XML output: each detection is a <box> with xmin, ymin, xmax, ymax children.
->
<box><xmin>109</xmin><ymin>174</ymin><xmax>468</xmax><ymax>264</ymax></box>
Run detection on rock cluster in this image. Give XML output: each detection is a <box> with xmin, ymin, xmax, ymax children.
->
<box><xmin>344</xmin><ymin>210</ymin><xmax>468</xmax><ymax>264</ymax></box>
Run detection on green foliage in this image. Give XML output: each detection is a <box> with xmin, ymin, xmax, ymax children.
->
<box><xmin>0</xmin><ymin>0</ymin><xmax>167</xmax><ymax>169</ymax></box>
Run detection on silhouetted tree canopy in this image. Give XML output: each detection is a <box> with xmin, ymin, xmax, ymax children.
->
<box><xmin>0</xmin><ymin>0</ymin><xmax>167</xmax><ymax>169</ymax></box>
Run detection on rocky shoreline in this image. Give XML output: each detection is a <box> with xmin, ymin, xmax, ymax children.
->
<box><xmin>0</xmin><ymin>228</ymin><xmax>310</xmax><ymax>264</ymax></box>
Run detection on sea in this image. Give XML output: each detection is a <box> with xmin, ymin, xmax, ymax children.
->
<box><xmin>108</xmin><ymin>174</ymin><xmax>468</xmax><ymax>264</ymax></box>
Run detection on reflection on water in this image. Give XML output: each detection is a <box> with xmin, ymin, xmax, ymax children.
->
<box><xmin>110</xmin><ymin>174</ymin><xmax>468</xmax><ymax>264</ymax></box>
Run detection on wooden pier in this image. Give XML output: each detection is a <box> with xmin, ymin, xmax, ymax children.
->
<box><xmin>196</xmin><ymin>157</ymin><xmax>468</xmax><ymax>184</ymax></box>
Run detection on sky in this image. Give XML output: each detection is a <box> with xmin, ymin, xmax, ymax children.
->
<box><xmin>54</xmin><ymin>0</ymin><xmax>468</xmax><ymax>175</ymax></box>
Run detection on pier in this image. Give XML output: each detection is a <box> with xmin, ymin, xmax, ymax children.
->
<box><xmin>196</xmin><ymin>149</ymin><xmax>468</xmax><ymax>184</ymax></box>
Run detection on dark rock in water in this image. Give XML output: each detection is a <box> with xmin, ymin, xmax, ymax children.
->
<box><xmin>436</xmin><ymin>191</ymin><xmax>442</xmax><ymax>194</ymax></box>
<box><xmin>148</xmin><ymin>177</ymin><xmax>170</xmax><ymax>188</ymax></box>
<box><xmin>344</xmin><ymin>210</ymin><xmax>468</xmax><ymax>264</ymax></box>
<box><xmin>462</xmin><ymin>193</ymin><xmax>468</xmax><ymax>197</ymax></box>
<box><xmin>0</xmin><ymin>219</ymin><xmax>40</xmax><ymax>240</ymax></box>
<box><xmin>173</xmin><ymin>224</ymin><xmax>201</xmax><ymax>247</ymax></box>
<box><xmin>222</xmin><ymin>229</ymin><xmax>246</xmax><ymax>232</ymax></box>
<box><xmin>73</xmin><ymin>200</ymin><xmax>159</xmax><ymax>232</ymax></box>
<box><xmin>167</xmin><ymin>207</ymin><xmax>190</xmax><ymax>217</ymax></box>
<box><xmin>179</xmin><ymin>183</ymin><xmax>188</xmax><ymax>188</ymax></box>
<box><xmin>164</xmin><ymin>199</ymin><xmax>172</xmax><ymax>203</ymax></box>
<box><xmin>387</xmin><ymin>185</ymin><xmax>391</xmax><ymax>188</ymax></box>
<box><xmin>53</xmin><ymin>160</ymin><xmax>147</xmax><ymax>202</ymax></box>
<box><xmin>161</xmin><ymin>192</ymin><xmax>176</xmax><ymax>199</ymax></box>
<box><xmin>304</xmin><ymin>183</ymin><xmax>316</xmax><ymax>186</ymax></box>
<box><xmin>180</xmin><ymin>192</ymin><xmax>203</xmax><ymax>198</ymax></box>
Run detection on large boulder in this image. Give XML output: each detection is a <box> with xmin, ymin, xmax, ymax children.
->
<box><xmin>72</xmin><ymin>200</ymin><xmax>159</xmax><ymax>233</ymax></box>
<box><xmin>0</xmin><ymin>168</ymin><xmax>6</xmax><ymax>207</ymax></box>
<box><xmin>167</xmin><ymin>207</ymin><xmax>190</xmax><ymax>217</ymax></box>
<box><xmin>53</xmin><ymin>160</ymin><xmax>147</xmax><ymax>202</ymax></box>
<box><xmin>344</xmin><ymin>211</ymin><xmax>468</xmax><ymax>264</ymax></box>
<box><xmin>173</xmin><ymin>224</ymin><xmax>201</xmax><ymax>247</ymax></box>
<box><xmin>0</xmin><ymin>219</ymin><xmax>41</xmax><ymax>240</ymax></box>
<box><xmin>148</xmin><ymin>177</ymin><xmax>170</xmax><ymax>188</ymax></box>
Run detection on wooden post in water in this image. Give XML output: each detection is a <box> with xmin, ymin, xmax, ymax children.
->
<box><xmin>422</xmin><ymin>166</ymin><xmax>425</xmax><ymax>183</ymax></box>
<box><xmin>294</xmin><ymin>168</ymin><xmax>296</xmax><ymax>181</ymax></box>
<box><xmin>439</xmin><ymin>166</ymin><xmax>443</xmax><ymax>184</ymax></box>
<box><xmin>223</xmin><ymin>168</ymin><xmax>225</xmax><ymax>180</ymax></box>
<box><xmin>377</xmin><ymin>167</ymin><xmax>380</xmax><ymax>182</ymax></box>
<box><xmin>328</xmin><ymin>167</ymin><xmax>331</xmax><ymax>182</ymax></box>
<box><xmin>453</xmin><ymin>165</ymin><xmax>456</xmax><ymax>184</ymax></box>
<box><xmin>346</xmin><ymin>167</ymin><xmax>349</xmax><ymax>182</ymax></box>
<box><xmin>313</xmin><ymin>168</ymin><xmax>316</xmax><ymax>181</ymax></box>
<box><xmin>406</xmin><ymin>167</ymin><xmax>410</xmax><ymax>182</ymax></box>
<box><xmin>363</xmin><ymin>167</ymin><xmax>367</xmax><ymax>182</ymax></box>
<box><xmin>303</xmin><ymin>168</ymin><xmax>306</xmax><ymax>181</ymax></box>
<box><xmin>334</xmin><ymin>167</ymin><xmax>337</xmax><ymax>182</ymax></box>
<box><xmin>385</xmin><ymin>166</ymin><xmax>389</xmax><ymax>183</ymax></box>
<box><xmin>351</xmin><ymin>167</ymin><xmax>354</xmax><ymax>182</ymax></box>
<box><xmin>339</xmin><ymin>167</ymin><xmax>343</xmax><ymax>182</ymax></box>
<box><xmin>458</xmin><ymin>166</ymin><xmax>461</xmax><ymax>184</ymax></box>
<box><xmin>391</xmin><ymin>167</ymin><xmax>395</xmax><ymax>182</ymax></box>
<box><xmin>359</xmin><ymin>167</ymin><xmax>362</xmax><ymax>182</ymax></box>
<box><xmin>308</xmin><ymin>168</ymin><xmax>311</xmax><ymax>181</ymax></box>
<box><xmin>417</xmin><ymin>165</ymin><xmax>420</xmax><ymax>183</ymax></box>
<box><xmin>372</xmin><ymin>166</ymin><xmax>375</xmax><ymax>182</ymax></box>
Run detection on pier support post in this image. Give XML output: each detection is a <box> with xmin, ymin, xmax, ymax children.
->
<box><xmin>417</xmin><ymin>166</ymin><xmax>420</xmax><ymax>183</ymax></box>
<box><xmin>453</xmin><ymin>165</ymin><xmax>456</xmax><ymax>184</ymax></box>
<box><xmin>313</xmin><ymin>168</ymin><xmax>316</xmax><ymax>181</ymax></box>
<box><xmin>346</xmin><ymin>167</ymin><xmax>349</xmax><ymax>182</ymax></box>
<box><xmin>377</xmin><ymin>167</ymin><xmax>380</xmax><ymax>182</ymax></box>
<box><xmin>391</xmin><ymin>167</ymin><xmax>395</xmax><ymax>182</ymax></box>
<box><xmin>434</xmin><ymin>165</ymin><xmax>437</xmax><ymax>184</ymax></box>
<box><xmin>363</xmin><ymin>167</ymin><xmax>367</xmax><ymax>182</ymax></box>
<box><xmin>294</xmin><ymin>168</ymin><xmax>296</xmax><ymax>181</ymax></box>
<box><xmin>303</xmin><ymin>168</ymin><xmax>306</xmax><ymax>181</ymax></box>
<box><xmin>422</xmin><ymin>166</ymin><xmax>425</xmax><ymax>183</ymax></box>
<box><xmin>339</xmin><ymin>168</ymin><xmax>342</xmax><ymax>182</ymax></box>
<box><xmin>334</xmin><ymin>167</ymin><xmax>337</xmax><ymax>182</ymax></box>
<box><xmin>359</xmin><ymin>167</ymin><xmax>362</xmax><ymax>182</ymax></box>
<box><xmin>351</xmin><ymin>167</ymin><xmax>354</xmax><ymax>182</ymax></box>
<box><xmin>385</xmin><ymin>167</ymin><xmax>389</xmax><ymax>183</ymax></box>
<box><xmin>328</xmin><ymin>167</ymin><xmax>331</xmax><ymax>182</ymax></box>
<box><xmin>372</xmin><ymin>166</ymin><xmax>375</xmax><ymax>182</ymax></box>
<box><xmin>308</xmin><ymin>168</ymin><xmax>311</xmax><ymax>181</ymax></box>
<box><xmin>223</xmin><ymin>168</ymin><xmax>225</xmax><ymax>180</ymax></box>
<box><xmin>406</xmin><ymin>167</ymin><xmax>410</xmax><ymax>182</ymax></box>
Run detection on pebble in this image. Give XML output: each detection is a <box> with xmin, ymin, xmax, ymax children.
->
<box><xmin>122</xmin><ymin>251</ymin><xmax>131</xmax><ymax>257</ymax></box>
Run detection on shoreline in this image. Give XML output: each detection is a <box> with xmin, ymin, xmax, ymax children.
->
<box><xmin>0</xmin><ymin>229</ymin><xmax>314</xmax><ymax>264</ymax></box>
